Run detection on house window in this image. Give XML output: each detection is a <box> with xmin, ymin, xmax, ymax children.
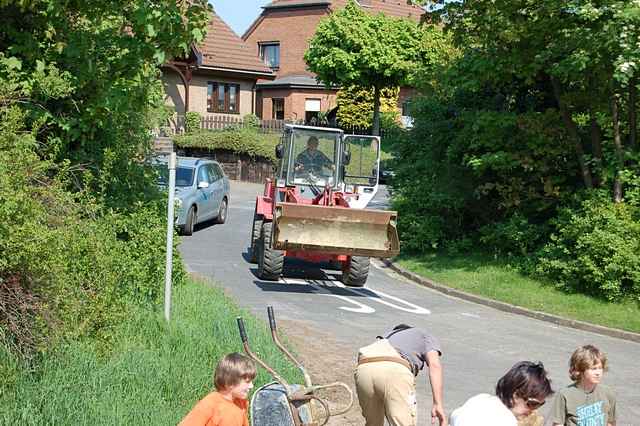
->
<box><xmin>207</xmin><ymin>82</ymin><xmax>241</xmax><ymax>114</ymax></box>
<box><xmin>272</xmin><ymin>98</ymin><xmax>284</xmax><ymax>120</ymax></box>
<box><xmin>259</xmin><ymin>42</ymin><xmax>280</xmax><ymax>69</ymax></box>
<box><xmin>305</xmin><ymin>98</ymin><xmax>321</xmax><ymax>124</ymax></box>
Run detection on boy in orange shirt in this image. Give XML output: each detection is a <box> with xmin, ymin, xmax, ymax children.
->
<box><xmin>180</xmin><ymin>352</ymin><xmax>257</xmax><ymax>426</ymax></box>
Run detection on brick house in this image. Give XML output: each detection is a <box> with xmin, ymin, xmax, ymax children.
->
<box><xmin>242</xmin><ymin>0</ymin><xmax>424</xmax><ymax>123</ymax></box>
<box><xmin>162</xmin><ymin>11</ymin><xmax>274</xmax><ymax>128</ymax></box>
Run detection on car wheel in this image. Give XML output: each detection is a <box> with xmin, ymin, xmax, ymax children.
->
<box><xmin>342</xmin><ymin>256</ymin><xmax>370</xmax><ymax>287</ymax></box>
<box><xmin>215</xmin><ymin>197</ymin><xmax>228</xmax><ymax>224</ymax></box>
<box><xmin>183</xmin><ymin>206</ymin><xmax>196</xmax><ymax>236</ymax></box>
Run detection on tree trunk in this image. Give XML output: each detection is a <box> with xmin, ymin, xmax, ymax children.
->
<box><xmin>551</xmin><ymin>77</ymin><xmax>593</xmax><ymax>189</ymax></box>
<box><xmin>611</xmin><ymin>96</ymin><xmax>625</xmax><ymax>203</ymax></box>
<box><xmin>629</xmin><ymin>76</ymin><xmax>637</xmax><ymax>150</ymax></box>
<box><xmin>372</xmin><ymin>85</ymin><xmax>381</xmax><ymax>136</ymax></box>
<box><xmin>589</xmin><ymin>112</ymin><xmax>603</xmax><ymax>187</ymax></box>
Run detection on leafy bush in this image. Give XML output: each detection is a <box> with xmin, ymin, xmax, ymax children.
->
<box><xmin>1</xmin><ymin>96</ymin><xmax>184</xmax><ymax>358</ymax></box>
<box><xmin>242</xmin><ymin>113</ymin><xmax>260</xmax><ymax>128</ymax></box>
<box><xmin>184</xmin><ymin>111</ymin><xmax>202</xmax><ymax>134</ymax></box>
<box><xmin>174</xmin><ymin>127</ymin><xmax>280</xmax><ymax>163</ymax></box>
<box><xmin>479</xmin><ymin>213</ymin><xmax>547</xmax><ymax>257</ymax></box>
<box><xmin>536</xmin><ymin>192</ymin><xmax>640</xmax><ymax>301</ymax></box>
<box><xmin>390</xmin><ymin>91</ymin><xmax>577</xmax><ymax>253</ymax></box>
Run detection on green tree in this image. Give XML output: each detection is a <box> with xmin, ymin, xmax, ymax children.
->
<box><xmin>305</xmin><ymin>0</ymin><xmax>425</xmax><ymax>135</ymax></box>
<box><xmin>0</xmin><ymin>0</ymin><xmax>210</xmax><ymax>206</ymax></box>
<box><xmin>0</xmin><ymin>0</ymin><xmax>208</xmax><ymax>356</ymax></box>
<box><xmin>440</xmin><ymin>0</ymin><xmax>640</xmax><ymax>202</ymax></box>
<box><xmin>336</xmin><ymin>86</ymin><xmax>400</xmax><ymax>129</ymax></box>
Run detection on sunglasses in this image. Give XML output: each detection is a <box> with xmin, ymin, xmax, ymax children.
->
<box><xmin>526</xmin><ymin>397</ymin><xmax>545</xmax><ymax>409</ymax></box>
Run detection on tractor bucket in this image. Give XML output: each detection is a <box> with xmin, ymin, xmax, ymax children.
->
<box><xmin>272</xmin><ymin>202</ymin><xmax>400</xmax><ymax>257</ymax></box>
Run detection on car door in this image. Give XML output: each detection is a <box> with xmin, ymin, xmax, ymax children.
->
<box><xmin>207</xmin><ymin>163</ymin><xmax>224</xmax><ymax>216</ymax></box>
<box><xmin>196</xmin><ymin>164</ymin><xmax>215</xmax><ymax>221</ymax></box>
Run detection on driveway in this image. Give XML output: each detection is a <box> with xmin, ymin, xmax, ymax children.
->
<box><xmin>180</xmin><ymin>180</ymin><xmax>639</xmax><ymax>426</ymax></box>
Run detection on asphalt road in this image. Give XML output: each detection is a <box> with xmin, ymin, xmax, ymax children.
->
<box><xmin>180</xmin><ymin>180</ymin><xmax>639</xmax><ymax>425</ymax></box>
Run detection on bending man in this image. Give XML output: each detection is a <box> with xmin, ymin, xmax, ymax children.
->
<box><xmin>355</xmin><ymin>324</ymin><xmax>447</xmax><ymax>426</ymax></box>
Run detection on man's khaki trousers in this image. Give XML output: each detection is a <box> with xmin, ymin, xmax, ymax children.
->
<box><xmin>355</xmin><ymin>340</ymin><xmax>417</xmax><ymax>426</ymax></box>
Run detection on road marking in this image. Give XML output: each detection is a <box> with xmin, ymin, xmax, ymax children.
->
<box><xmin>279</xmin><ymin>277</ymin><xmax>429</xmax><ymax>315</ymax></box>
<box><xmin>460</xmin><ymin>312</ymin><xmax>481</xmax><ymax>319</ymax></box>
<box><xmin>333</xmin><ymin>281</ymin><xmax>431</xmax><ymax>315</ymax></box>
<box><xmin>282</xmin><ymin>278</ymin><xmax>375</xmax><ymax>313</ymax></box>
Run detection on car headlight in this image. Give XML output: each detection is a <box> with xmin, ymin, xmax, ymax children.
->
<box><xmin>174</xmin><ymin>198</ymin><xmax>183</xmax><ymax>209</ymax></box>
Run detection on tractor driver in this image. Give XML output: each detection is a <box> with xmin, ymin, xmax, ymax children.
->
<box><xmin>294</xmin><ymin>136</ymin><xmax>334</xmax><ymax>176</ymax></box>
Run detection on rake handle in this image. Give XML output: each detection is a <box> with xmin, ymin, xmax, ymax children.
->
<box><xmin>237</xmin><ymin>317</ymin><xmax>248</xmax><ymax>344</ymax></box>
<box><xmin>267</xmin><ymin>306</ymin><xmax>276</xmax><ymax>331</ymax></box>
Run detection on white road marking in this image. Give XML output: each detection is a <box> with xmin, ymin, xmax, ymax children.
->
<box><xmin>460</xmin><ymin>312</ymin><xmax>481</xmax><ymax>318</ymax></box>
<box><xmin>282</xmin><ymin>278</ymin><xmax>376</xmax><ymax>313</ymax></box>
<box><xmin>279</xmin><ymin>277</ymin><xmax>430</xmax><ymax>315</ymax></box>
<box><xmin>333</xmin><ymin>281</ymin><xmax>431</xmax><ymax>315</ymax></box>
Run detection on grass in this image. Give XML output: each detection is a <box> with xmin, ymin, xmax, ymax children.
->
<box><xmin>0</xmin><ymin>278</ymin><xmax>302</xmax><ymax>425</ymax></box>
<box><xmin>396</xmin><ymin>252</ymin><xmax>640</xmax><ymax>334</ymax></box>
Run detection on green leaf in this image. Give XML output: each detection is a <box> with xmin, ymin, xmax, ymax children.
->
<box><xmin>2</xmin><ymin>56</ymin><xmax>22</xmax><ymax>71</ymax></box>
<box><xmin>146</xmin><ymin>24</ymin><xmax>157</xmax><ymax>38</ymax></box>
<box><xmin>191</xmin><ymin>28</ymin><xmax>203</xmax><ymax>43</ymax></box>
<box><xmin>153</xmin><ymin>50</ymin><xmax>165</xmax><ymax>64</ymax></box>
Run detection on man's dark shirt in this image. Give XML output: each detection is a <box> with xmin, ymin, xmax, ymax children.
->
<box><xmin>295</xmin><ymin>149</ymin><xmax>333</xmax><ymax>174</ymax></box>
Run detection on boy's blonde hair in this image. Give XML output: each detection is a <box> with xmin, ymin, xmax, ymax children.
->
<box><xmin>214</xmin><ymin>352</ymin><xmax>257</xmax><ymax>391</ymax></box>
<box><xmin>569</xmin><ymin>345</ymin><xmax>608</xmax><ymax>382</ymax></box>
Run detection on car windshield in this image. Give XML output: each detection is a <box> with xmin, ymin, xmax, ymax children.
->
<box><xmin>155</xmin><ymin>165</ymin><xmax>195</xmax><ymax>187</ymax></box>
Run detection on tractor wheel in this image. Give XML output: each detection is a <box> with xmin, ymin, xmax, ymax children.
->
<box><xmin>342</xmin><ymin>256</ymin><xmax>370</xmax><ymax>287</ymax></box>
<box><xmin>249</xmin><ymin>213</ymin><xmax>263</xmax><ymax>263</ymax></box>
<box><xmin>257</xmin><ymin>221</ymin><xmax>284</xmax><ymax>281</ymax></box>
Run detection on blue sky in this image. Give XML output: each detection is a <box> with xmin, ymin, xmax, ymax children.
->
<box><xmin>211</xmin><ymin>1</ymin><xmax>270</xmax><ymax>37</ymax></box>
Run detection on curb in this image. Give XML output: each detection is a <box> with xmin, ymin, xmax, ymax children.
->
<box><xmin>379</xmin><ymin>259</ymin><xmax>640</xmax><ymax>344</ymax></box>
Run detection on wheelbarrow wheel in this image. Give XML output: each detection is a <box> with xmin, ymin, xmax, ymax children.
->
<box><xmin>258</xmin><ymin>221</ymin><xmax>284</xmax><ymax>281</ymax></box>
<box><xmin>342</xmin><ymin>256</ymin><xmax>369</xmax><ymax>287</ymax></box>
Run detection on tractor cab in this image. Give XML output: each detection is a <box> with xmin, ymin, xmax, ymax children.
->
<box><xmin>276</xmin><ymin>125</ymin><xmax>381</xmax><ymax>207</ymax></box>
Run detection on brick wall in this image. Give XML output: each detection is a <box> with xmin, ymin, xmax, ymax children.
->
<box><xmin>259</xmin><ymin>88</ymin><xmax>337</xmax><ymax>121</ymax></box>
<box><xmin>244</xmin><ymin>7</ymin><xmax>328</xmax><ymax>78</ymax></box>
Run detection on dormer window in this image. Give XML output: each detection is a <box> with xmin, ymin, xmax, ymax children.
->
<box><xmin>259</xmin><ymin>42</ymin><xmax>280</xmax><ymax>69</ymax></box>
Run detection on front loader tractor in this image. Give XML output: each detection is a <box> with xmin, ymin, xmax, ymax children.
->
<box><xmin>250</xmin><ymin>124</ymin><xmax>399</xmax><ymax>287</ymax></box>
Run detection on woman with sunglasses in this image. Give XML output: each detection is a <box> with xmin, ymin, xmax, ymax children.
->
<box><xmin>449</xmin><ymin>361</ymin><xmax>554</xmax><ymax>426</ymax></box>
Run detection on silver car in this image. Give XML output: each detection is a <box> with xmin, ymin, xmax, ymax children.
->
<box><xmin>156</xmin><ymin>157</ymin><xmax>230</xmax><ymax>235</ymax></box>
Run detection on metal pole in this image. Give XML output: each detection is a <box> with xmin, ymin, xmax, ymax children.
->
<box><xmin>164</xmin><ymin>152</ymin><xmax>177</xmax><ymax>322</ymax></box>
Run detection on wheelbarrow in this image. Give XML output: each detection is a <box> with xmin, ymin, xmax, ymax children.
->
<box><xmin>236</xmin><ymin>306</ymin><xmax>354</xmax><ymax>426</ymax></box>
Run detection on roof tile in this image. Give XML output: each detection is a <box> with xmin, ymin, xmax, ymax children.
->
<box><xmin>266</xmin><ymin>0</ymin><xmax>424</xmax><ymax>21</ymax></box>
<box><xmin>199</xmin><ymin>11</ymin><xmax>273</xmax><ymax>75</ymax></box>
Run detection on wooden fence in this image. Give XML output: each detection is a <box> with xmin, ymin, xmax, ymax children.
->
<box><xmin>158</xmin><ymin>114</ymin><xmax>388</xmax><ymax>138</ymax></box>
<box><xmin>166</xmin><ymin>115</ymin><xmax>300</xmax><ymax>135</ymax></box>
<box><xmin>175</xmin><ymin>147</ymin><xmax>274</xmax><ymax>184</ymax></box>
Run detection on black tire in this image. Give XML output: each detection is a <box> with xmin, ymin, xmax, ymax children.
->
<box><xmin>342</xmin><ymin>256</ymin><xmax>370</xmax><ymax>287</ymax></box>
<box><xmin>183</xmin><ymin>206</ymin><xmax>196</xmax><ymax>236</ymax></box>
<box><xmin>249</xmin><ymin>213</ymin><xmax>263</xmax><ymax>263</ymax></box>
<box><xmin>257</xmin><ymin>221</ymin><xmax>284</xmax><ymax>281</ymax></box>
<box><xmin>214</xmin><ymin>197</ymin><xmax>228</xmax><ymax>224</ymax></box>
